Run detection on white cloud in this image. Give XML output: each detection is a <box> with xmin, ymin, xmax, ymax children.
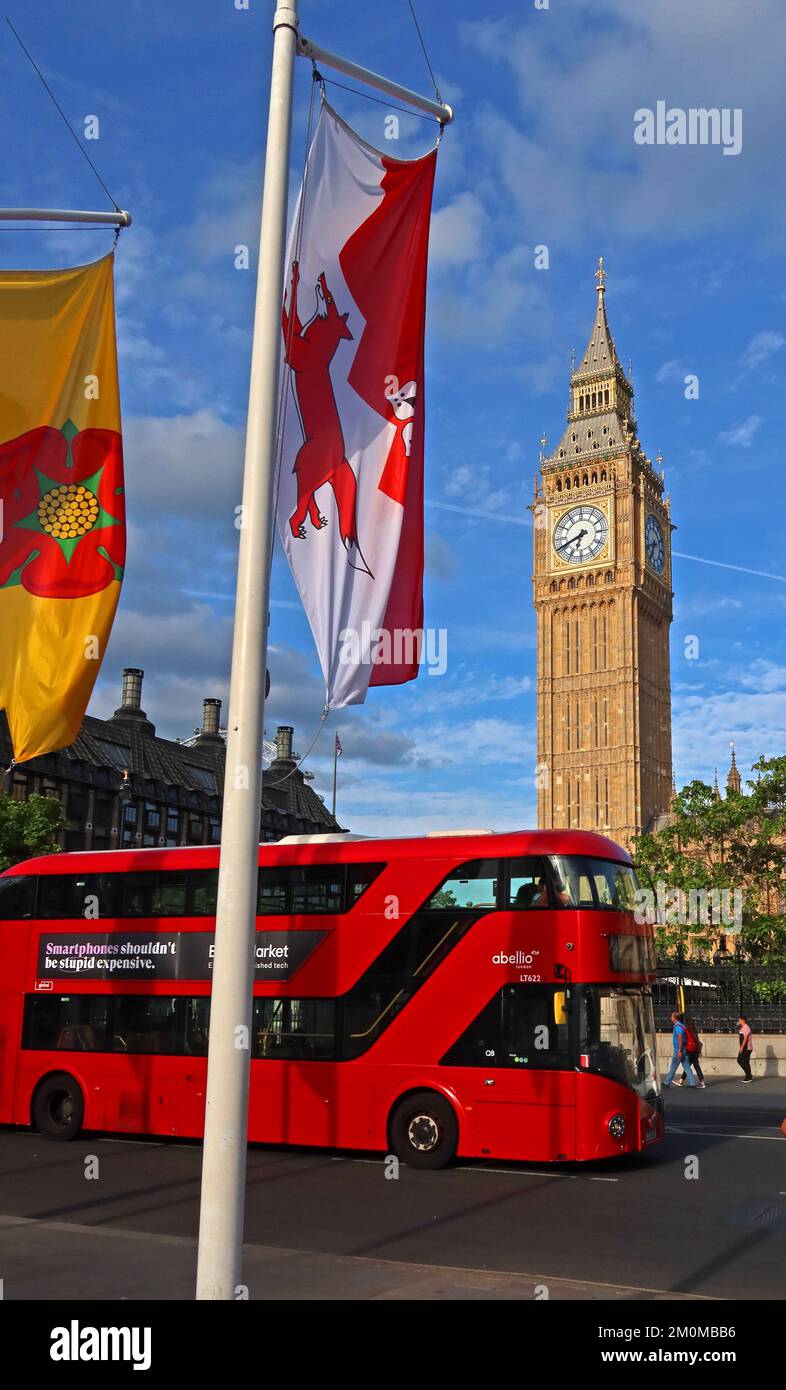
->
<box><xmin>739</xmin><ymin>331</ymin><xmax>785</xmax><ymax>375</ymax></box>
<box><xmin>655</xmin><ymin>359</ymin><xmax>691</xmax><ymax>385</ymax></box>
<box><xmin>717</xmin><ymin>415</ymin><xmax>762</xmax><ymax>448</ymax></box>
<box><xmin>181</xmin><ymin>159</ymin><xmax>262</xmax><ymax>266</ymax></box>
<box><xmin>123</xmin><ymin>409</ymin><xmax>244</xmax><ymax>518</ymax></box>
<box><xmin>429</xmin><ymin>192</ymin><xmax>490</xmax><ymax>269</ymax></box>
<box><xmin>461</xmin><ymin>1</ymin><xmax>786</xmax><ymax>244</ymax></box>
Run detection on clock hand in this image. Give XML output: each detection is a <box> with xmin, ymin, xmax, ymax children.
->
<box><xmin>557</xmin><ymin>527</ymin><xmax>587</xmax><ymax>555</ymax></box>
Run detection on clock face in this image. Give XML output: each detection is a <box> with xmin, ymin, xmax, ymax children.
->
<box><xmin>645</xmin><ymin>514</ymin><xmax>665</xmax><ymax>573</ymax></box>
<box><xmin>553</xmin><ymin>505</ymin><xmax>609</xmax><ymax>565</ymax></box>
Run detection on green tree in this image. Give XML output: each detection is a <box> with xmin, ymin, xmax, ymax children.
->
<box><xmin>0</xmin><ymin>792</ymin><xmax>64</xmax><ymax>873</ymax></box>
<box><xmin>632</xmin><ymin>757</ymin><xmax>786</xmax><ymax>962</ymax></box>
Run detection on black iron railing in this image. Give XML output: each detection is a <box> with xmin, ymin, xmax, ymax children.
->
<box><xmin>653</xmin><ymin>960</ymin><xmax>786</xmax><ymax>1034</ymax></box>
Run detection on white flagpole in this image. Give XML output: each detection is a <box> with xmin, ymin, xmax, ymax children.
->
<box><xmin>195</xmin><ymin>0</ymin><xmax>299</xmax><ymax>1301</ymax></box>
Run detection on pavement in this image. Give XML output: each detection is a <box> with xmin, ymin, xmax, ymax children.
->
<box><xmin>1</xmin><ymin>1076</ymin><xmax>784</xmax><ymax>1301</ymax></box>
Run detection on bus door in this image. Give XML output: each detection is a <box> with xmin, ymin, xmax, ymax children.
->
<box><xmin>449</xmin><ymin>984</ymin><xmax>576</xmax><ymax>1162</ymax></box>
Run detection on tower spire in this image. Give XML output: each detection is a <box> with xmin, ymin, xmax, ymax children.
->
<box><xmin>595</xmin><ymin>255</ymin><xmax>607</xmax><ymax>296</ymax></box>
<box><xmin>726</xmin><ymin>740</ymin><xmax>741</xmax><ymax>795</ymax></box>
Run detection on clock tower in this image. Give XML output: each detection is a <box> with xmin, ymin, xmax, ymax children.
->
<box><xmin>531</xmin><ymin>260</ymin><xmax>673</xmax><ymax>849</ymax></box>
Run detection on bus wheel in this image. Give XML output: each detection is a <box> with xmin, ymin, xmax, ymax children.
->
<box><xmin>32</xmin><ymin>1073</ymin><xmax>84</xmax><ymax>1141</ymax></box>
<box><xmin>390</xmin><ymin>1091</ymin><xmax>458</xmax><ymax>1170</ymax></box>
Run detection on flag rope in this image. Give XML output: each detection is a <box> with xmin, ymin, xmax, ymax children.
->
<box><xmin>406</xmin><ymin>0</ymin><xmax>443</xmax><ymax>105</ymax></box>
<box><xmin>264</xmin><ymin>703</ymin><xmax>330</xmax><ymax>788</ymax></box>
<box><xmin>317</xmin><ymin>74</ymin><xmax>440</xmax><ymax>124</ymax></box>
<box><xmin>5</xmin><ymin>18</ymin><xmax>123</xmax><ymax>214</ymax></box>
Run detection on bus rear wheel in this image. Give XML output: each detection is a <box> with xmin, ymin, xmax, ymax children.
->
<box><xmin>32</xmin><ymin>1072</ymin><xmax>84</xmax><ymax>1141</ymax></box>
<box><xmin>390</xmin><ymin>1091</ymin><xmax>458</xmax><ymax>1170</ymax></box>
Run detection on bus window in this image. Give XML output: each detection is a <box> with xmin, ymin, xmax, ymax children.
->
<box><xmin>185</xmin><ymin>998</ymin><xmax>210</xmax><ymax>1055</ymax></box>
<box><xmin>153</xmin><ymin>874</ymin><xmax>188</xmax><ymax>916</ymax></box>
<box><xmin>253</xmin><ymin>998</ymin><xmax>336</xmax><ymax>1060</ymax></box>
<box><xmin>545</xmin><ymin>857</ymin><xmax>639</xmax><ymax>911</ymax></box>
<box><xmin>427</xmin><ymin>860</ymin><xmax>499</xmax><ymax>910</ymax></box>
<box><xmin>589</xmin><ymin>859</ymin><xmax>638</xmax><ymax>911</ymax></box>
<box><xmin>37</xmin><ymin>875</ymin><xmax>116</xmax><ymax>920</ymax></box>
<box><xmin>289</xmin><ymin>867</ymin><xmax>344</xmax><ymax>914</ymax></box>
<box><xmin>257</xmin><ymin>873</ymin><xmax>289</xmax><ymax>915</ymax></box>
<box><xmin>189</xmin><ymin>870</ymin><xmax>218</xmax><ymax>916</ymax></box>
<box><xmin>24</xmin><ymin>994</ymin><xmax>112</xmax><ymax>1052</ymax></box>
<box><xmin>0</xmin><ymin>875</ymin><xmax>36</xmax><ymax>919</ymax></box>
<box><xmin>440</xmin><ymin>985</ymin><xmax>572</xmax><ymax>1069</ymax></box>
<box><xmin>502</xmin><ymin>986</ymin><xmax>572</xmax><ymax>1068</ymax></box>
<box><xmin>347</xmin><ymin>862</ymin><xmax>385</xmax><ymax>906</ymax></box>
<box><xmin>507</xmin><ymin>857</ymin><xmax>551</xmax><ymax>909</ymax></box>
<box><xmin>342</xmin><ymin>985</ymin><xmax>415</xmax><ymax>1059</ymax></box>
<box><xmin>117</xmin><ymin>875</ymin><xmax>157</xmax><ymax>918</ymax></box>
<box><xmin>112</xmin><ymin>997</ymin><xmax>183</xmax><ymax>1054</ymax></box>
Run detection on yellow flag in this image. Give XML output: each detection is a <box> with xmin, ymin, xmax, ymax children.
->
<box><xmin>0</xmin><ymin>254</ymin><xmax>124</xmax><ymax>763</ymax></box>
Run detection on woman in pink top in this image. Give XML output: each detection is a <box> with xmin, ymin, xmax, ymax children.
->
<box><xmin>737</xmin><ymin>1015</ymin><xmax>754</xmax><ymax>1082</ymax></box>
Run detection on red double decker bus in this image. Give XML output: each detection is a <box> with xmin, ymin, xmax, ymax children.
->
<box><xmin>0</xmin><ymin>828</ymin><xmax>662</xmax><ymax>1167</ymax></box>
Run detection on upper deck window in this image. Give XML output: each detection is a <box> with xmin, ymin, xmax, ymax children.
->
<box><xmin>426</xmin><ymin>860</ymin><xmax>499</xmax><ymax>910</ymax></box>
<box><xmin>546</xmin><ymin>856</ymin><xmax>639</xmax><ymax>911</ymax></box>
<box><xmin>0</xmin><ymin>876</ymin><xmax>36</xmax><ymax>920</ymax></box>
<box><xmin>18</xmin><ymin>861</ymin><xmax>386</xmax><ymax>920</ymax></box>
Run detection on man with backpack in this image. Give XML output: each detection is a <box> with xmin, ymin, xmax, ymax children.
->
<box><xmin>679</xmin><ymin>1014</ymin><xmax>706</xmax><ymax>1088</ymax></box>
<box><xmin>663</xmin><ymin>1011</ymin><xmax>697</xmax><ymax>1088</ymax></box>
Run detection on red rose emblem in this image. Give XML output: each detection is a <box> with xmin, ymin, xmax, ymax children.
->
<box><xmin>0</xmin><ymin>420</ymin><xmax>125</xmax><ymax>599</ymax></box>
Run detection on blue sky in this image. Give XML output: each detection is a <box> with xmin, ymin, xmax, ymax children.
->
<box><xmin>2</xmin><ymin>0</ymin><xmax>785</xmax><ymax>834</ymax></box>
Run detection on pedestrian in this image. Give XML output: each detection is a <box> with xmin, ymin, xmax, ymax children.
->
<box><xmin>682</xmin><ymin>1013</ymin><xmax>706</xmax><ymax>1088</ymax></box>
<box><xmin>663</xmin><ymin>1011</ymin><xmax>697</xmax><ymax>1088</ymax></box>
<box><xmin>736</xmin><ymin>1014</ymin><xmax>754</xmax><ymax>1082</ymax></box>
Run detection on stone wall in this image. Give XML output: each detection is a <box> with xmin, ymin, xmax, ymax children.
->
<box><xmin>657</xmin><ymin>1033</ymin><xmax>786</xmax><ymax>1078</ymax></box>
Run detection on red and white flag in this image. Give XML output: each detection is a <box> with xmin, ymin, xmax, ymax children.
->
<box><xmin>276</xmin><ymin>102</ymin><xmax>437</xmax><ymax>707</ymax></box>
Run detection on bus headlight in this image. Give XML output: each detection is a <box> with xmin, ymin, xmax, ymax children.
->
<box><xmin>608</xmin><ymin>1113</ymin><xmax>626</xmax><ymax>1140</ymax></box>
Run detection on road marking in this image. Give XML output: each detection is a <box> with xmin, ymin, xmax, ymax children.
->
<box><xmin>669</xmin><ymin>1126</ymin><xmax>785</xmax><ymax>1142</ymax></box>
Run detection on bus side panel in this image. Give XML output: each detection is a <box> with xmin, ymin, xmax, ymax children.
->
<box><xmin>454</xmin><ymin>1068</ymin><xmax>576</xmax><ymax>1161</ymax></box>
<box><xmin>0</xmin><ymin>993</ymin><xmax>22</xmax><ymax>1124</ymax></box>
<box><xmin>247</xmin><ymin>1060</ymin><xmax>378</xmax><ymax>1151</ymax></box>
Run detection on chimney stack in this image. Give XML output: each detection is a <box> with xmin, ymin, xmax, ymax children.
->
<box><xmin>121</xmin><ymin>668</ymin><xmax>143</xmax><ymax>710</ymax></box>
<box><xmin>274</xmin><ymin>725</ymin><xmax>294</xmax><ymax>762</ymax></box>
<box><xmin>194</xmin><ymin>697</ymin><xmax>223</xmax><ymax>745</ymax></box>
<box><xmin>110</xmin><ymin>668</ymin><xmax>155</xmax><ymax>735</ymax></box>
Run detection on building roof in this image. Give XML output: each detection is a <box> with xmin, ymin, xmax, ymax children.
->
<box><xmin>0</xmin><ymin>678</ymin><xmax>340</xmax><ymax>835</ymax></box>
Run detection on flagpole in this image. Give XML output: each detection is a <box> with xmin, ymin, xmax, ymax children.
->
<box><xmin>195</xmin><ymin>0</ymin><xmax>299</xmax><ymax>1301</ymax></box>
<box><xmin>332</xmin><ymin>734</ymin><xmax>338</xmax><ymax>820</ymax></box>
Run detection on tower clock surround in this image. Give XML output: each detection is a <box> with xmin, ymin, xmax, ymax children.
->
<box><xmin>531</xmin><ymin>260</ymin><xmax>674</xmax><ymax>850</ymax></box>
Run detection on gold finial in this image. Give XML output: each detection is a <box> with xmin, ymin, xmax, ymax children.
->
<box><xmin>595</xmin><ymin>256</ymin><xmax>607</xmax><ymax>294</ymax></box>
